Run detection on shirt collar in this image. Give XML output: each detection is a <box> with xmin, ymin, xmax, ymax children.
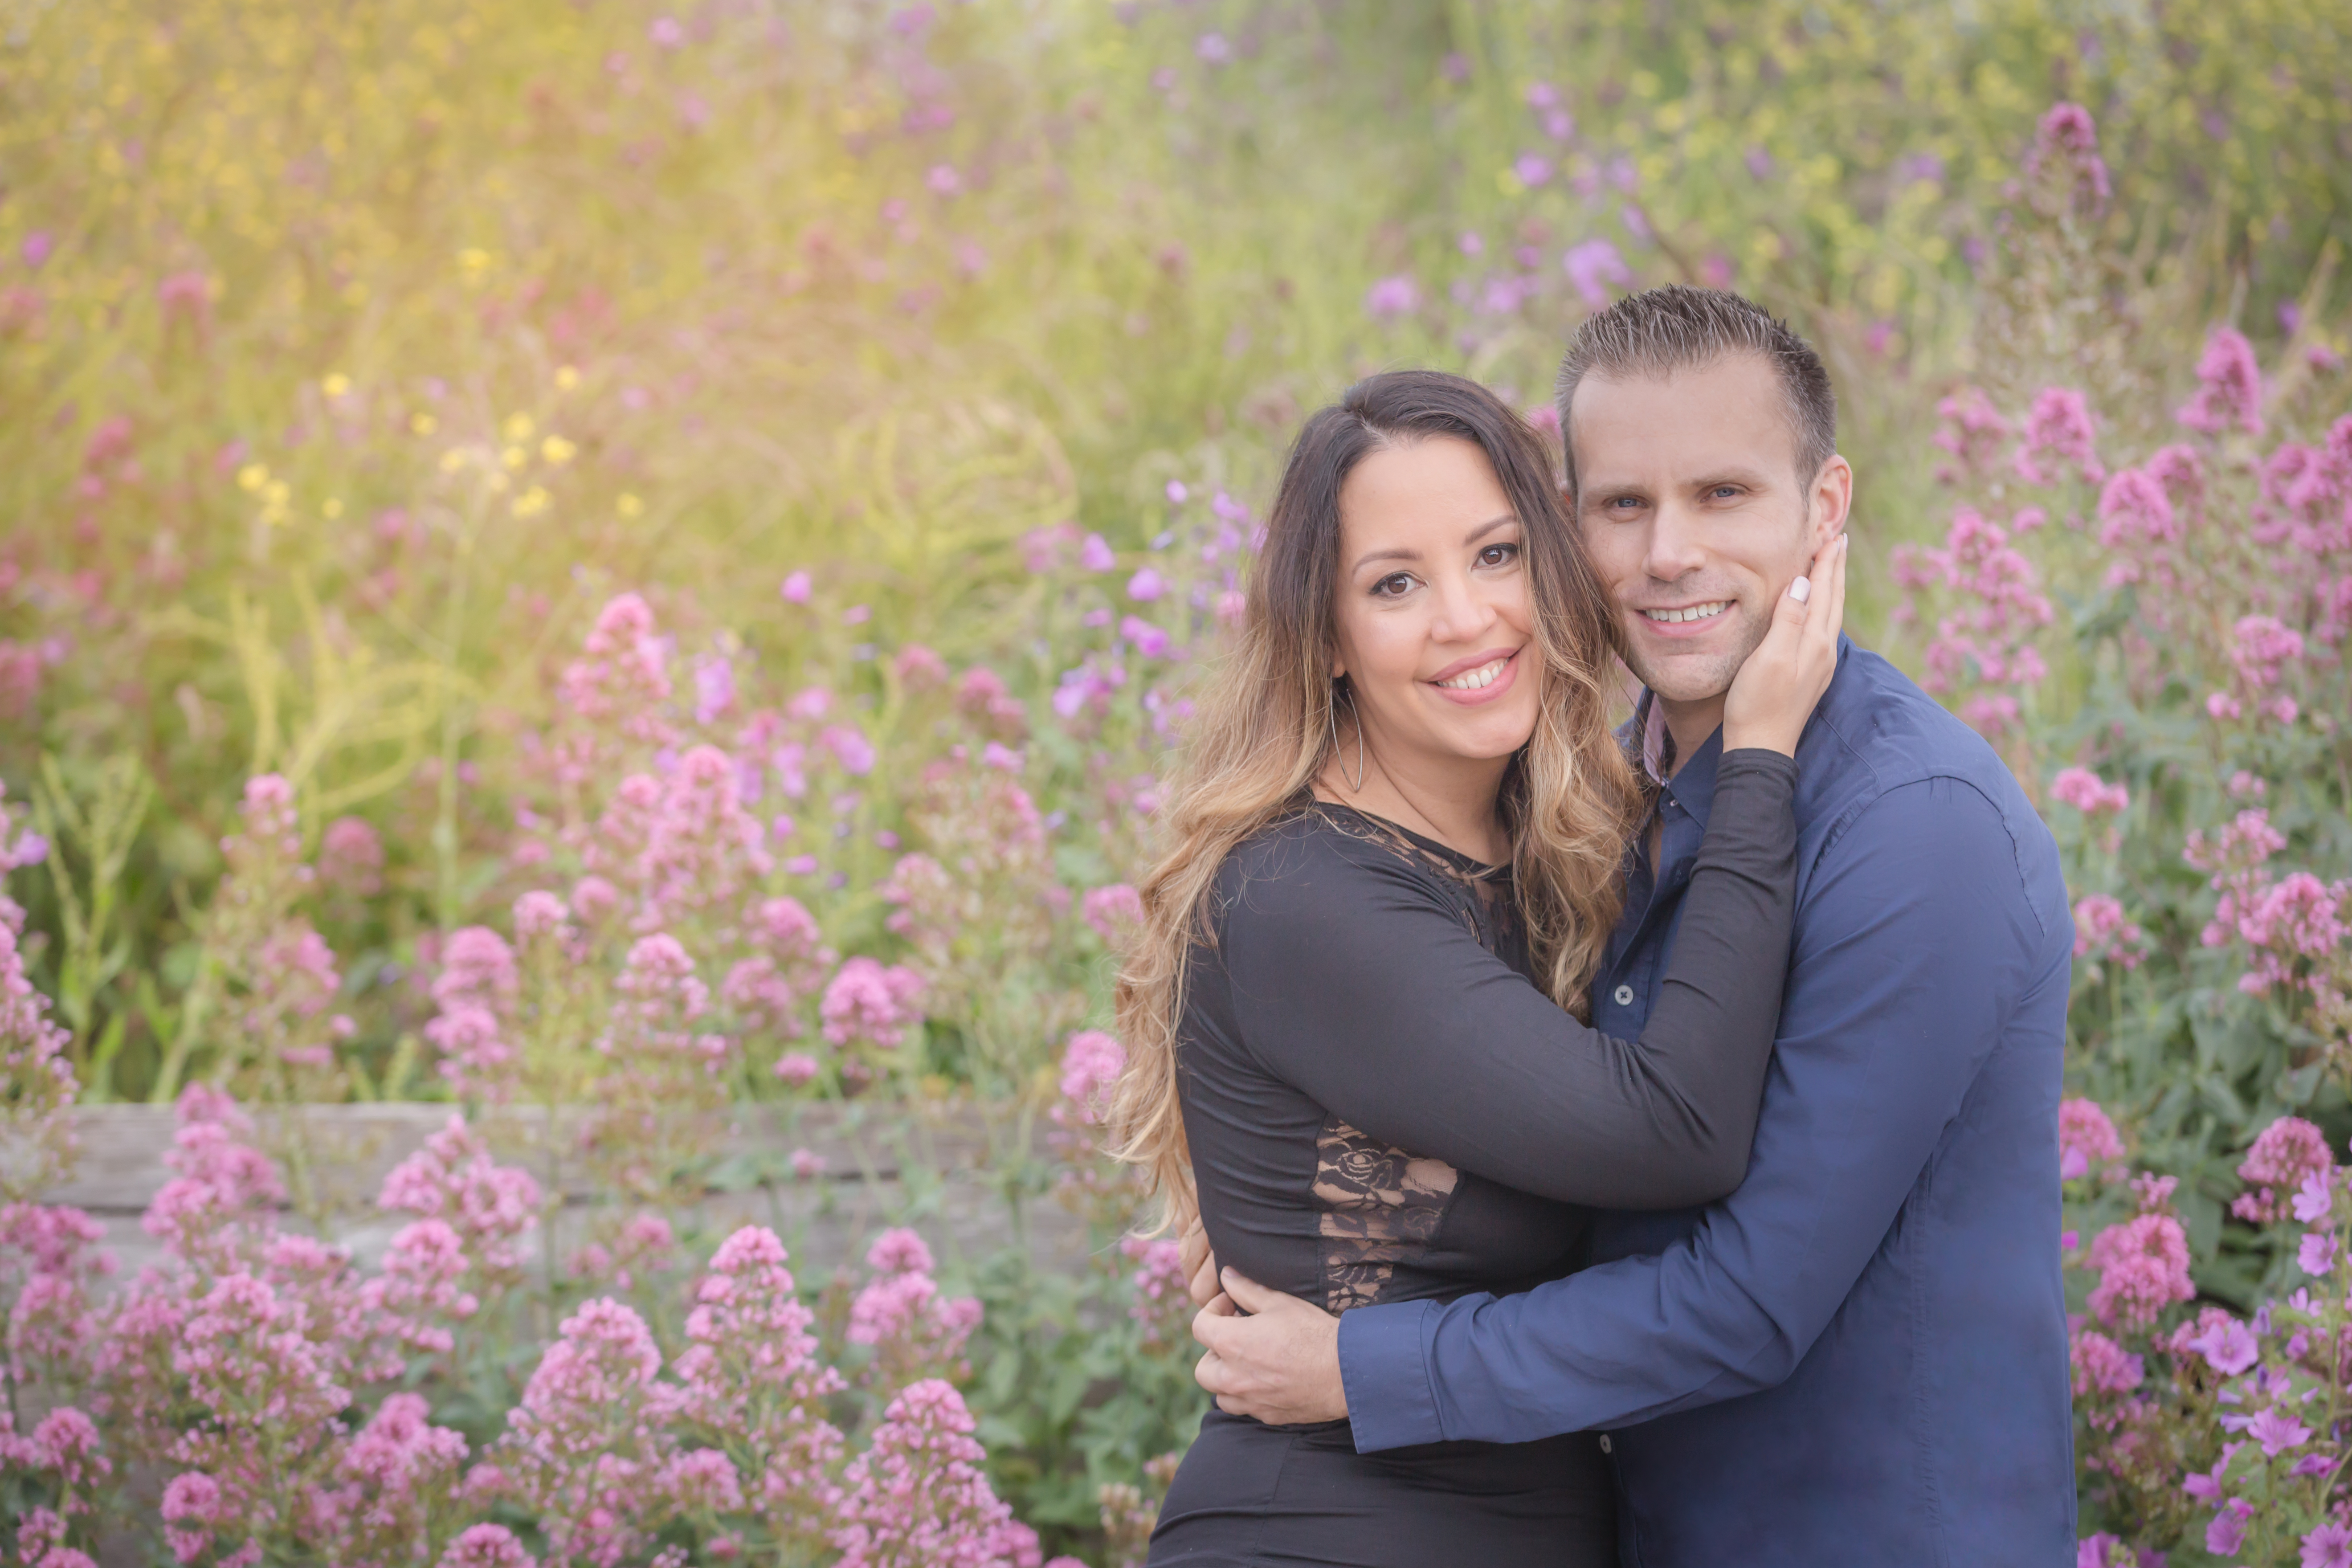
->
<box><xmin>1630</xmin><ymin>633</ymin><xmax>1857</xmax><ymax>831</ymax></box>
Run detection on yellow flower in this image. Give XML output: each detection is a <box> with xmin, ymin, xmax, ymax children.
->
<box><xmin>322</xmin><ymin>372</ymin><xmax>351</xmax><ymax>399</ymax></box>
<box><xmin>501</xmin><ymin>445</ymin><xmax>527</xmax><ymax>471</ymax></box>
<box><xmin>502</xmin><ymin>412</ymin><xmax>534</xmax><ymax>443</ymax></box>
<box><xmin>541</xmin><ymin>435</ymin><xmax>576</xmax><ymax>466</ymax></box>
<box><xmin>554</xmin><ymin>365</ymin><xmax>580</xmax><ymax>391</ymax></box>
<box><xmin>438</xmin><ymin>449</ymin><xmax>467</xmax><ymax>474</ymax></box>
<box><xmin>323</xmin><ymin>498</ymin><xmax>344</xmax><ymax>519</ymax></box>
<box><xmin>511</xmin><ymin>486</ymin><xmax>550</xmax><ymax>519</ymax></box>
<box><xmin>410</xmin><ymin>412</ymin><xmax>438</xmax><ymax>436</ymax></box>
<box><xmin>237</xmin><ymin>463</ymin><xmax>270</xmax><ymax>492</ymax></box>
<box><xmin>616</xmin><ymin>493</ymin><xmax>644</xmax><ymax>519</ymax></box>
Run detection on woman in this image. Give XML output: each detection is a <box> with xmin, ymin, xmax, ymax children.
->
<box><xmin>1108</xmin><ymin>370</ymin><xmax>1844</xmax><ymax>1566</ymax></box>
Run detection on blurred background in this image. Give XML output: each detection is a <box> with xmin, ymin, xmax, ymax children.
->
<box><xmin>5</xmin><ymin>3</ymin><xmax>2344</xmax><ymax>1106</ymax></box>
<box><xmin>4</xmin><ymin>4</ymin><xmax>2352</xmax><ymax>1556</ymax></box>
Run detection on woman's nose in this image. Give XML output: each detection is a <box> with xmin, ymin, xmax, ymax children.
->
<box><xmin>1428</xmin><ymin>573</ymin><xmax>1498</xmax><ymax>641</ymax></box>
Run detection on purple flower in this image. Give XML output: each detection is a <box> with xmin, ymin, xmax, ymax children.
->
<box><xmin>1562</xmin><ymin>240</ymin><xmax>1631</xmax><ymax>311</ymax></box>
<box><xmin>2207</xmin><ymin>1499</ymin><xmax>2251</xmax><ymax>1556</ymax></box>
<box><xmin>2300</xmin><ymin>1231</ymin><xmax>2337</xmax><ymax>1276</ymax></box>
<box><xmin>1079</xmin><ymin>533</ymin><xmax>1116</xmax><ymax>572</ymax></box>
<box><xmin>1165</xmin><ymin>479</ymin><xmax>1188</xmax><ymax>504</ymax></box>
<box><xmin>2306</xmin><ymin>1522</ymin><xmax>2352</xmax><ymax>1568</ymax></box>
<box><xmin>1195</xmin><ymin>31</ymin><xmax>1231</xmax><ymax>64</ymax></box>
<box><xmin>780</xmin><ymin>571</ymin><xmax>812</xmax><ymax>603</ymax></box>
<box><xmin>1744</xmin><ymin>146</ymin><xmax>1774</xmax><ymax>180</ymax></box>
<box><xmin>1119</xmin><ymin>615</ymin><xmax>1170</xmax><ymax>658</ymax></box>
<box><xmin>2188</xmin><ymin>1316</ymin><xmax>2260</xmax><ymax>1376</ymax></box>
<box><xmin>2293</xmin><ymin>1168</ymin><xmax>2336</xmax><ymax>1224</ymax></box>
<box><xmin>1458</xmin><ymin>231</ymin><xmax>1485</xmax><ymax>256</ymax></box>
<box><xmin>926</xmin><ymin>163</ymin><xmax>961</xmax><ymax>196</ymax></box>
<box><xmin>2248</xmin><ymin>1405</ymin><xmax>2312</xmax><ymax>1457</ymax></box>
<box><xmin>1126</xmin><ymin>568</ymin><xmax>1166</xmax><ymax>603</ymax></box>
<box><xmin>648</xmin><ymin>15</ymin><xmax>685</xmax><ymax>48</ymax></box>
<box><xmin>1514</xmin><ymin>152</ymin><xmax>1554</xmax><ymax>186</ymax></box>
<box><xmin>1364</xmin><ymin>274</ymin><xmax>1420</xmax><ymax>319</ymax></box>
<box><xmin>21</xmin><ymin>232</ymin><xmax>52</xmax><ymax>270</ymax></box>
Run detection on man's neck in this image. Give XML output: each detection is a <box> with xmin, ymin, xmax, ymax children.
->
<box><xmin>1657</xmin><ymin>692</ymin><xmax>1726</xmax><ymax>781</ymax></box>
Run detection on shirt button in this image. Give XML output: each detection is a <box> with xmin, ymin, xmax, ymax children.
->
<box><xmin>1598</xmin><ymin>1433</ymin><xmax>1614</xmax><ymax>1455</ymax></box>
<box><xmin>1613</xmin><ymin>984</ymin><xmax>1635</xmax><ymax>1007</ymax></box>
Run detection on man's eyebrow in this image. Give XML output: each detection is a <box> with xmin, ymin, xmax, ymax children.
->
<box><xmin>1695</xmin><ymin>466</ymin><xmax>1774</xmax><ymax>490</ymax></box>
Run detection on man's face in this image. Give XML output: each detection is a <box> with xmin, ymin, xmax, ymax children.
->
<box><xmin>1569</xmin><ymin>353</ymin><xmax>1850</xmax><ymax>704</ymax></box>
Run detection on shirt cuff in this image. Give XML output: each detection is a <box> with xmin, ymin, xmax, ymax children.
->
<box><xmin>1338</xmin><ymin>1298</ymin><xmax>1445</xmax><ymax>1453</ymax></box>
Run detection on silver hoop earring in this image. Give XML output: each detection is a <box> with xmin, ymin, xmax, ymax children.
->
<box><xmin>1329</xmin><ymin>682</ymin><xmax>1367</xmax><ymax>792</ymax></box>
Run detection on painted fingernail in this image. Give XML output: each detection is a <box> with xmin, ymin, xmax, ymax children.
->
<box><xmin>1788</xmin><ymin>576</ymin><xmax>1812</xmax><ymax>604</ymax></box>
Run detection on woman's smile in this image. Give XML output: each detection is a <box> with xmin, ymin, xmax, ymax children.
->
<box><xmin>1428</xmin><ymin>646</ymin><xmax>1523</xmax><ymax>705</ymax></box>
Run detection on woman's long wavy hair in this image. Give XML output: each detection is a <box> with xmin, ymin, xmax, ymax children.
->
<box><xmin>1108</xmin><ymin>370</ymin><xmax>1644</xmax><ymax>1228</ymax></box>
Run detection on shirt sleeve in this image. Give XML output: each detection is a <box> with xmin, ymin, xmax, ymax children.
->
<box><xmin>1336</xmin><ymin>774</ymin><xmax>2062</xmax><ymax>1450</ymax></box>
<box><xmin>1217</xmin><ymin>749</ymin><xmax>1798</xmax><ymax>1212</ymax></box>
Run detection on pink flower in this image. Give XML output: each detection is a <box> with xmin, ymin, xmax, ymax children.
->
<box><xmin>2013</xmin><ymin>387</ymin><xmax>2104</xmax><ymax>486</ymax></box>
<box><xmin>319</xmin><ymin>816</ymin><xmax>385</xmax><ymax>895</ymax></box>
<box><xmin>2085</xmin><ymin>1212</ymin><xmax>2195</xmax><ymax>1328</ymax></box>
<box><xmin>2305</xmin><ymin>1523</ymin><xmax>2352</xmax><ymax>1568</ymax></box>
<box><xmin>2068</xmin><ymin>1328</ymin><xmax>2142</xmax><ymax>1396</ymax></box>
<box><xmin>2234</xmin><ymin>1115</ymin><xmax>2332</xmax><ymax>1222</ymax></box>
<box><xmin>2248</xmin><ymin>1405</ymin><xmax>2312</xmax><ymax>1457</ymax></box>
<box><xmin>2070</xmin><ymin>897</ymin><xmax>2146</xmax><ymax>970</ymax></box>
<box><xmin>2185</xmin><ymin>1314</ymin><xmax>2260</xmax><ymax>1376</ymax></box>
<box><xmin>1055</xmin><ymin>1031</ymin><xmax>1126</xmax><ymax>1127</ymax></box>
<box><xmin>1364</xmin><ymin>275</ymin><xmax>1420</xmax><ymax>319</ymax></box>
<box><xmin>2056</xmin><ymin>1098</ymin><xmax>2123</xmax><ymax>1182</ymax></box>
<box><xmin>2050</xmin><ymin>768</ymin><xmax>2129</xmax><ymax>815</ymax></box>
<box><xmin>773</xmin><ymin>1053</ymin><xmax>820</xmax><ymax>1086</ymax></box>
<box><xmin>830</xmin><ymin>1380</ymin><xmax>1025</xmax><ymax>1568</ymax></box>
<box><xmin>2301</xmin><ymin>1231</ymin><xmax>2338</xmax><ymax>1276</ymax></box>
<box><xmin>867</xmin><ymin>1228</ymin><xmax>935</xmax><ymax>1276</ymax></box>
<box><xmin>2293</xmin><ymin>1168</ymin><xmax>2338</xmax><ymax>1225</ymax></box>
<box><xmin>2177</xmin><ymin>327</ymin><xmax>2265</xmax><ymax>437</ymax></box>
<box><xmin>1125</xmin><ymin>568</ymin><xmax>1166</xmax><ymax>603</ymax></box>
<box><xmin>2207</xmin><ymin>1501</ymin><xmax>2250</xmax><ymax>1556</ymax></box>
<box><xmin>821</xmin><ymin>957</ymin><xmax>925</xmax><ymax>1050</ymax></box>
<box><xmin>1563</xmin><ymin>240</ymin><xmax>1630</xmax><ymax>311</ymax></box>
<box><xmin>1079</xmin><ymin>534</ymin><xmax>1116</xmax><ymax>573</ymax></box>
<box><xmin>1082</xmin><ymin>884</ymin><xmax>1144</xmax><ymax>944</ymax></box>
<box><xmin>437</xmin><ymin>1524</ymin><xmax>538</xmax><ymax>1568</ymax></box>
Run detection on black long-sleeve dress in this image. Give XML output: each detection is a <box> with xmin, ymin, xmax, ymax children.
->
<box><xmin>1148</xmin><ymin>750</ymin><xmax>1801</xmax><ymax>1568</ymax></box>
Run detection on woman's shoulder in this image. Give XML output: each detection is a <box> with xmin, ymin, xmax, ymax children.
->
<box><xmin>1213</xmin><ymin>804</ymin><xmax>1453</xmax><ymax>924</ymax></box>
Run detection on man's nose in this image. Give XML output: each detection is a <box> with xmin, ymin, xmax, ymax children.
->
<box><xmin>1642</xmin><ymin>500</ymin><xmax>1708</xmax><ymax>583</ymax></box>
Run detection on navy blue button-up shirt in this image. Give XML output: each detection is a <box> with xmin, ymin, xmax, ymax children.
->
<box><xmin>1336</xmin><ymin>639</ymin><xmax>2078</xmax><ymax>1566</ymax></box>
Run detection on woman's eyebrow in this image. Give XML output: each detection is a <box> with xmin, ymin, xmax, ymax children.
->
<box><xmin>1350</xmin><ymin>544</ymin><xmax>1422</xmax><ymax>576</ymax></box>
<box><xmin>1462</xmin><ymin>513</ymin><xmax>1519</xmax><ymax>544</ymax></box>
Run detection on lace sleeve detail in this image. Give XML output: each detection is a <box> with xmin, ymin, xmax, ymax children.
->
<box><xmin>1312</xmin><ymin>1117</ymin><xmax>1459</xmax><ymax>1313</ymax></box>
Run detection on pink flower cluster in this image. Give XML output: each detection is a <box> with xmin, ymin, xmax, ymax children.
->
<box><xmin>1892</xmin><ymin>506</ymin><xmax>2053</xmax><ymax>736</ymax></box>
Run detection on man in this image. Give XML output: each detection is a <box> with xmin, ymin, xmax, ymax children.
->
<box><xmin>1187</xmin><ymin>285</ymin><xmax>2076</xmax><ymax>1564</ymax></box>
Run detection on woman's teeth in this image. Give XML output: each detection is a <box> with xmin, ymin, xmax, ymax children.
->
<box><xmin>1436</xmin><ymin>656</ymin><xmax>1510</xmax><ymax>690</ymax></box>
<box><xmin>1643</xmin><ymin>601</ymin><xmax>1728</xmax><ymax>625</ymax></box>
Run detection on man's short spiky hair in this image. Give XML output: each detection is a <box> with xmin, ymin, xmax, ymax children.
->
<box><xmin>1554</xmin><ymin>284</ymin><xmax>1836</xmax><ymax>496</ymax></box>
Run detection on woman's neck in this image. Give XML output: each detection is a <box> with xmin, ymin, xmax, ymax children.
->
<box><xmin>1312</xmin><ymin>723</ymin><xmax>1511</xmax><ymax>865</ymax></box>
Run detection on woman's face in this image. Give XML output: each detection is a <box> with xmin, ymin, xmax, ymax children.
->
<box><xmin>1329</xmin><ymin>435</ymin><xmax>1542</xmax><ymax>773</ymax></box>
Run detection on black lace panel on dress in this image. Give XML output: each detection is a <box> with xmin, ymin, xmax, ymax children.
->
<box><xmin>1313</xmin><ymin>1117</ymin><xmax>1459</xmax><ymax>1312</ymax></box>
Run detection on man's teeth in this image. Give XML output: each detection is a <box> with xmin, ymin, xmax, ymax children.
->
<box><xmin>1643</xmin><ymin>602</ymin><xmax>1728</xmax><ymax>625</ymax></box>
<box><xmin>1437</xmin><ymin>657</ymin><xmax>1509</xmax><ymax>690</ymax></box>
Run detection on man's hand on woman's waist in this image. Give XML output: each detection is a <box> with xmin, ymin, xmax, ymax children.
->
<box><xmin>1192</xmin><ymin>1269</ymin><xmax>1349</xmax><ymax>1425</ymax></box>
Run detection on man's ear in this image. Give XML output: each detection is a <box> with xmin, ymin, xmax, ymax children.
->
<box><xmin>1808</xmin><ymin>454</ymin><xmax>1855</xmax><ymax>549</ymax></box>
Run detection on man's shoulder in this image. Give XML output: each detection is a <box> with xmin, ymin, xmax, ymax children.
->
<box><xmin>1797</xmin><ymin>645</ymin><xmax>2060</xmax><ymax>901</ymax></box>
<box><xmin>1802</xmin><ymin>644</ymin><xmax>2034</xmax><ymax>818</ymax></box>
